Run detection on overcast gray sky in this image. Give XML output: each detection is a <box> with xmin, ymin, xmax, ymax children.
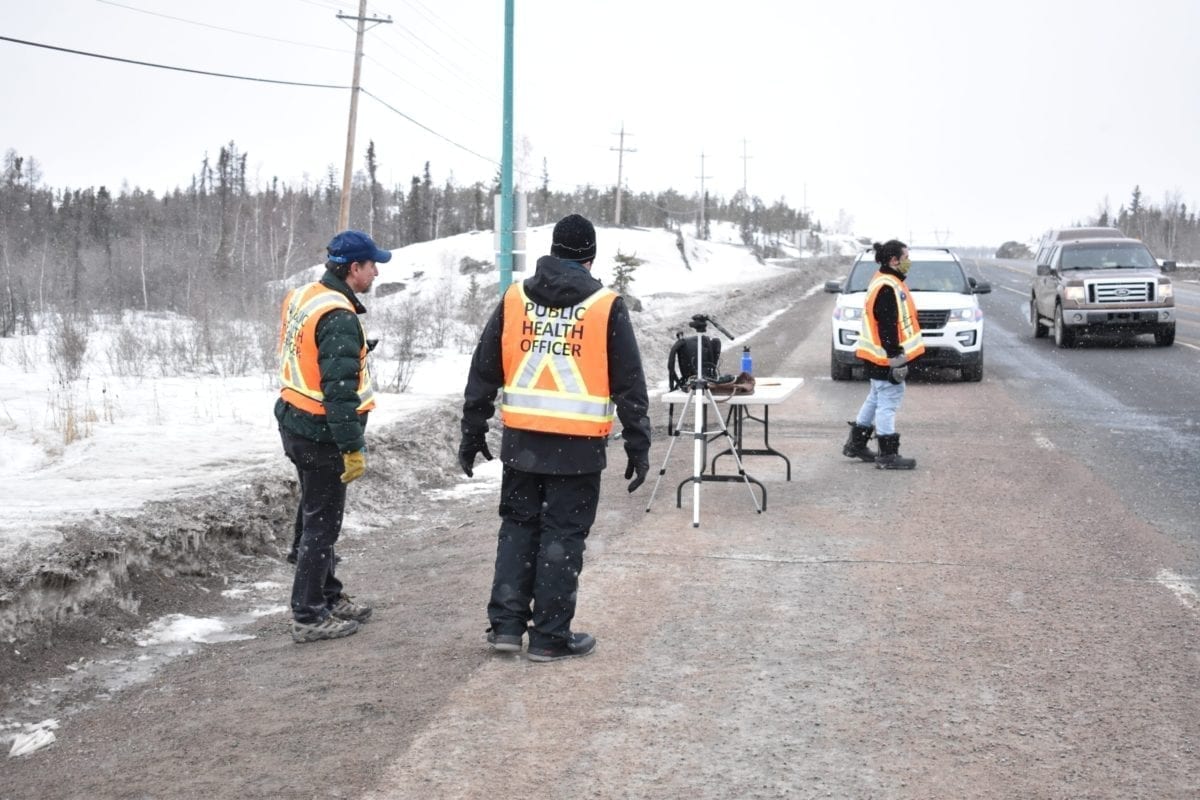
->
<box><xmin>2</xmin><ymin>0</ymin><xmax>1198</xmax><ymax>246</ymax></box>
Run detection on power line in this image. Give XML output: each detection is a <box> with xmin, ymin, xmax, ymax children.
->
<box><xmin>406</xmin><ymin>0</ymin><xmax>495</xmax><ymax>69</ymax></box>
<box><xmin>361</xmin><ymin>88</ymin><xmax>496</xmax><ymax>167</ymax></box>
<box><xmin>95</xmin><ymin>0</ymin><xmax>351</xmax><ymax>54</ymax></box>
<box><xmin>375</xmin><ymin>24</ymin><xmax>498</xmax><ymax>104</ymax></box>
<box><xmin>0</xmin><ymin>34</ymin><xmax>349</xmax><ymax>89</ymax></box>
<box><xmin>0</xmin><ymin>33</ymin><xmax>578</xmax><ymax>191</ymax></box>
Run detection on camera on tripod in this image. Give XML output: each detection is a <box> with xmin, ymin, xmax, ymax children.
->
<box><xmin>667</xmin><ymin>314</ymin><xmax>734</xmax><ymax>390</ymax></box>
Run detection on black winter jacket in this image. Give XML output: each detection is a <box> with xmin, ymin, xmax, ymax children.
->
<box><xmin>275</xmin><ymin>269</ymin><xmax>371</xmax><ymax>453</ymax></box>
<box><xmin>858</xmin><ymin>264</ymin><xmax>918</xmax><ymax>382</ymax></box>
<box><xmin>461</xmin><ymin>255</ymin><xmax>651</xmax><ymax>475</ymax></box>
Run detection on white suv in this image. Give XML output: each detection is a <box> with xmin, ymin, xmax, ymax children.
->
<box><xmin>824</xmin><ymin>247</ymin><xmax>991</xmax><ymax>382</ymax></box>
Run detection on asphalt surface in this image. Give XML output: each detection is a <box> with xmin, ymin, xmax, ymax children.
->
<box><xmin>3</xmin><ymin>261</ymin><xmax>1199</xmax><ymax>799</ymax></box>
<box><xmin>964</xmin><ymin>257</ymin><xmax>1200</xmax><ymax>550</ymax></box>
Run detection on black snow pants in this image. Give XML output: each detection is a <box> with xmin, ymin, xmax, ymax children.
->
<box><xmin>487</xmin><ymin>466</ymin><xmax>602</xmax><ymax>650</ymax></box>
<box><xmin>279</xmin><ymin>428</ymin><xmax>346</xmax><ymax>624</ymax></box>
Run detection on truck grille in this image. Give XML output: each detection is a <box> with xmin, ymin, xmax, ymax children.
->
<box><xmin>917</xmin><ymin>310</ymin><xmax>949</xmax><ymax>330</ymax></box>
<box><xmin>1086</xmin><ymin>280</ymin><xmax>1155</xmax><ymax>303</ymax></box>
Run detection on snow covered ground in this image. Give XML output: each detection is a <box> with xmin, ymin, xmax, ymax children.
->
<box><xmin>0</xmin><ymin>221</ymin><xmax>810</xmax><ymax>561</ymax></box>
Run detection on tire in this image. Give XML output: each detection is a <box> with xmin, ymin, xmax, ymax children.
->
<box><xmin>1030</xmin><ymin>296</ymin><xmax>1048</xmax><ymax>338</ymax></box>
<box><xmin>831</xmin><ymin>348</ymin><xmax>854</xmax><ymax>381</ymax></box>
<box><xmin>1154</xmin><ymin>325</ymin><xmax>1176</xmax><ymax>347</ymax></box>
<box><xmin>961</xmin><ymin>358</ymin><xmax>983</xmax><ymax>383</ymax></box>
<box><xmin>1053</xmin><ymin>304</ymin><xmax>1076</xmax><ymax>349</ymax></box>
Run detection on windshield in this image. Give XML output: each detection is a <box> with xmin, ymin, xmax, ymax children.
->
<box><xmin>1059</xmin><ymin>242</ymin><xmax>1157</xmax><ymax>270</ymax></box>
<box><xmin>845</xmin><ymin>259</ymin><xmax>968</xmax><ymax>293</ymax></box>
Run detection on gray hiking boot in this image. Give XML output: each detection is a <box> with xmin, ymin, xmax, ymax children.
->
<box><xmin>330</xmin><ymin>593</ymin><xmax>372</xmax><ymax>623</ymax></box>
<box><xmin>486</xmin><ymin>627</ymin><xmax>524</xmax><ymax>653</ymax></box>
<box><xmin>291</xmin><ymin>615</ymin><xmax>359</xmax><ymax>643</ymax></box>
<box><xmin>526</xmin><ymin>632</ymin><xmax>596</xmax><ymax>663</ymax></box>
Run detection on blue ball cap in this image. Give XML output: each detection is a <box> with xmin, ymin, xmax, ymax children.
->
<box><xmin>326</xmin><ymin>230</ymin><xmax>392</xmax><ymax>264</ymax></box>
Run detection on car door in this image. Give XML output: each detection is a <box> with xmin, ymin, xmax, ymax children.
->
<box><xmin>1035</xmin><ymin>245</ymin><xmax>1059</xmax><ymax>319</ymax></box>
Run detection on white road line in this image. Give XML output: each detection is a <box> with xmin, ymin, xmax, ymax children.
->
<box><xmin>1156</xmin><ymin>569</ymin><xmax>1198</xmax><ymax>610</ymax></box>
<box><xmin>998</xmin><ymin>285</ymin><xmax>1027</xmax><ymax>296</ymax></box>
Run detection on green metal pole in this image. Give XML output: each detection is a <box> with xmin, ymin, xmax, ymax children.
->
<box><xmin>499</xmin><ymin>0</ymin><xmax>515</xmax><ymax>295</ymax></box>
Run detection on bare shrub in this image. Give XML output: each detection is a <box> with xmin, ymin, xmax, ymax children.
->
<box><xmin>425</xmin><ymin>280</ymin><xmax>455</xmax><ymax>349</ymax></box>
<box><xmin>256</xmin><ymin>316</ymin><xmax>279</xmax><ymax>374</ymax></box>
<box><xmin>106</xmin><ymin>324</ymin><xmax>146</xmax><ymax>379</ymax></box>
<box><xmin>48</xmin><ymin>313</ymin><xmax>91</xmax><ymax>382</ymax></box>
<box><xmin>207</xmin><ymin>318</ymin><xmax>263</xmax><ymax>377</ymax></box>
<box><xmin>375</xmin><ymin>299</ymin><xmax>422</xmax><ymax>393</ymax></box>
<box><xmin>455</xmin><ymin>275</ymin><xmax>494</xmax><ymax>353</ymax></box>
<box><xmin>49</xmin><ymin>378</ymin><xmax>88</xmax><ymax>444</ymax></box>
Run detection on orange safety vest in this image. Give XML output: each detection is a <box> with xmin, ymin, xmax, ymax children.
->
<box><xmin>499</xmin><ymin>283</ymin><xmax>617</xmax><ymax>437</ymax></box>
<box><xmin>855</xmin><ymin>272</ymin><xmax>926</xmax><ymax>366</ymax></box>
<box><xmin>277</xmin><ymin>282</ymin><xmax>376</xmax><ymax>416</ymax></box>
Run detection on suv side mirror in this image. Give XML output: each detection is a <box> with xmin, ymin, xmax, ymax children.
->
<box><xmin>971</xmin><ymin>280</ymin><xmax>992</xmax><ymax>294</ymax></box>
<box><xmin>1035</xmin><ymin>264</ymin><xmax>1051</xmax><ymax>276</ymax></box>
<box><xmin>1161</xmin><ymin>260</ymin><xmax>1177</xmax><ymax>273</ymax></box>
<box><xmin>824</xmin><ymin>280</ymin><xmax>843</xmax><ymax>293</ymax></box>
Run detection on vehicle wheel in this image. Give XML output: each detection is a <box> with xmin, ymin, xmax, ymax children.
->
<box><xmin>831</xmin><ymin>348</ymin><xmax>853</xmax><ymax>381</ymax></box>
<box><xmin>1030</xmin><ymin>297</ymin><xmax>1048</xmax><ymax>338</ymax></box>
<box><xmin>1053</xmin><ymin>304</ymin><xmax>1076</xmax><ymax>348</ymax></box>
<box><xmin>1154</xmin><ymin>325</ymin><xmax>1176</xmax><ymax>347</ymax></box>
<box><xmin>961</xmin><ymin>359</ymin><xmax>983</xmax><ymax>382</ymax></box>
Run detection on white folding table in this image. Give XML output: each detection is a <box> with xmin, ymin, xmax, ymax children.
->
<box><xmin>659</xmin><ymin>377</ymin><xmax>803</xmax><ymax>510</ymax></box>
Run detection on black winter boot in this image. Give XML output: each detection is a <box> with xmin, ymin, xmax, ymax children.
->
<box><xmin>841</xmin><ymin>421</ymin><xmax>877</xmax><ymax>462</ymax></box>
<box><xmin>875</xmin><ymin>433</ymin><xmax>916</xmax><ymax>470</ymax></box>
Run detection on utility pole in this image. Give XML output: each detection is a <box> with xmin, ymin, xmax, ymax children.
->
<box><xmin>610</xmin><ymin>122</ymin><xmax>636</xmax><ymax>226</ymax></box>
<box><xmin>336</xmin><ymin>0</ymin><xmax>391</xmax><ymax>231</ymax></box>
<box><xmin>740</xmin><ymin>138</ymin><xmax>752</xmax><ymax>198</ymax></box>
<box><xmin>697</xmin><ymin>150</ymin><xmax>712</xmax><ymax>239</ymax></box>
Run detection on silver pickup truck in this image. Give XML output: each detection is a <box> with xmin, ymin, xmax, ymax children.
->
<box><xmin>1029</xmin><ymin>236</ymin><xmax>1176</xmax><ymax>347</ymax></box>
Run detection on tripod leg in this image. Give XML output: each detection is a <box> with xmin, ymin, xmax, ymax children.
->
<box><xmin>645</xmin><ymin>388</ymin><xmax>694</xmax><ymax>512</ymax></box>
<box><xmin>703</xmin><ymin>391</ymin><xmax>763</xmax><ymax>513</ymax></box>
<box><xmin>692</xmin><ymin>384</ymin><xmax>705</xmax><ymax>528</ymax></box>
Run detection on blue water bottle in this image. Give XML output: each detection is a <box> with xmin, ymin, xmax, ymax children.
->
<box><xmin>741</xmin><ymin>346</ymin><xmax>752</xmax><ymax>375</ymax></box>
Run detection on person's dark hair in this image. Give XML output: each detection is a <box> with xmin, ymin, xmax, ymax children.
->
<box><xmin>327</xmin><ymin>259</ymin><xmax>351</xmax><ymax>279</ymax></box>
<box><xmin>872</xmin><ymin>239</ymin><xmax>907</xmax><ymax>267</ymax></box>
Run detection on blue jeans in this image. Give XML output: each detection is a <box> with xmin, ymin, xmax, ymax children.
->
<box><xmin>855</xmin><ymin>379</ymin><xmax>905</xmax><ymax>436</ymax></box>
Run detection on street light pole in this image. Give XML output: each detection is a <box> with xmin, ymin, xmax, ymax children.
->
<box><xmin>498</xmin><ymin>0</ymin><xmax>515</xmax><ymax>295</ymax></box>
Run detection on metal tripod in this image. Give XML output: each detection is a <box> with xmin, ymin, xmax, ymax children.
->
<box><xmin>646</xmin><ymin>315</ymin><xmax>762</xmax><ymax>527</ymax></box>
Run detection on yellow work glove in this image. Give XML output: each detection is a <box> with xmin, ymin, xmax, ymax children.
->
<box><xmin>340</xmin><ymin>450</ymin><xmax>366</xmax><ymax>484</ymax></box>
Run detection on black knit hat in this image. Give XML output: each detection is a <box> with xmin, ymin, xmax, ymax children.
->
<box><xmin>550</xmin><ymin>214</ymin><xmax>597</xmax><ymax>262</ymax></box>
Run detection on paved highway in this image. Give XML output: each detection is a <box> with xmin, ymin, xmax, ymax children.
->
<box><xmin>963</xmin><ymin>257</ymin><xmax>1200</xmax><ymax>548</ymax></box>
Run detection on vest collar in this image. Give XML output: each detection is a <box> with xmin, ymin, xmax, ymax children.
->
<box><xmin>320</xmin><ymin>269</ymin><xmax>368</xmax><ymax>314</ymax></box>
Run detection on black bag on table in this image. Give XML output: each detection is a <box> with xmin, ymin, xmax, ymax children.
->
<box><xmin>668</xmin><ymin>334</ymin><xmax>723</xmax><ymax>390</ymax></box>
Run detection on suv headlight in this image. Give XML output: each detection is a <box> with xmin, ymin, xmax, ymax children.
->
<box><xmin>1063</xmin><ymin>286</ymin><xmax>1086</xmax><ymax>303</ymax></box>
<box><xmin>947</xmin><ymin>307</ymin><xmax>982</xmax><ymax>322</ymax></box>
<box><xmin>834</xmin><ymin>307</ymin><xmax>863</xmax><ymax>321</ymax></box>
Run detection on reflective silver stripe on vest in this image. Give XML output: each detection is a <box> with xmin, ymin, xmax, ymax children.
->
<box><xmin>500</xmin><ymin>388</ymin><xmax>615</xmax><ymax>419</ymax></box>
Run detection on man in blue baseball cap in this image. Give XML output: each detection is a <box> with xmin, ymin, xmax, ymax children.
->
<box><xmin>275</xmin><ymin>229</ymin><xmax>391</xmax><ymax>643</ymax></box>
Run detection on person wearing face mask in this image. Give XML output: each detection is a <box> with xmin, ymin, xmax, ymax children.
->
<box><xmin>841</xmin><ymin>239</ymin><xmax>925</xmax><ymax>469</ymax></box>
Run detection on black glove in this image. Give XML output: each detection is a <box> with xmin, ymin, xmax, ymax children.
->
<box><xmin>889</xmin><ymin>365</ymin><xmax>908</xmax><ymax>384</ymax></box>
<box><xmin>458</xmin><ymin>436</ymin><xmax>493</xmax><ymax>477</ymax></box>
<box><xmin>624</xmin><ymin>455</ymin><xmax>649</xmax><ymax>493</ymax></box>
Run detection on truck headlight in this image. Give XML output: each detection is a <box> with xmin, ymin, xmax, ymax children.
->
<box><xmin>1159</xmin><ymin>283</ymin><xmax>1173</xmax><ymax>299</ymax></box>
<box><xmin>1064</xmin><ymin>286</ymin><xmax>1085</xmax><ymax>303</ymax></box>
